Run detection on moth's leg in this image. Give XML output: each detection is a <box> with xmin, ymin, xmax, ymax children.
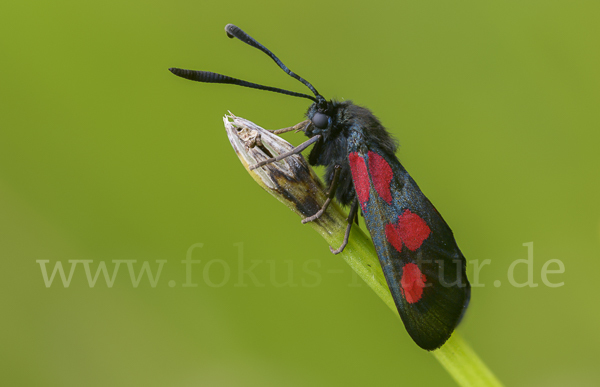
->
<box><xmin>330</xmin><ymin>199</ymin><xmax>359</xmax><ymax>255</ymax></box>
<box><xmin>249</xmin><ymin>120</ymin><xmax>310</xmax><ymax>148</ymax></box>
<box><xmin>269</xmin><ymin>120</ymin><xmax>310</xmax><ymax>135</ymax></box>
<box><xmin>301</xmin><ymin>165</ymin><xmax>341</xmax><ymax>224</ymax></box>
<box><xmin>249</xmin><ymin>134</ymin><xmax>321</xmax><ymax>170</ymax></box>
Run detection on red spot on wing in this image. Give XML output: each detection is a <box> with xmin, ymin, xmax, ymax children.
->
<box><xmin>385</xmin><ymin>209</ymin><xmax>431</xmax><ymax>252</ymax></box>
<box><xmin>367</xmin><ymin>151</ymin><xmax>393</xmax><ymax>203</ymax></box>
<box><xmin>348</xmin><ymin>152</ymin><xmax>370</xmax><ymax>208</ymax></box>
<box><xmin>401</xmin><ymin>263</ymin><xmax>426</xmax><ymax>303</ymax></box>
<box><xmin>397</xmin><ymin>209</ymin><xmax>431</xmax><ymax>251</ymax></box>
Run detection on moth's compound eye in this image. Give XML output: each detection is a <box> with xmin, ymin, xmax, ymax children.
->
<box><xmin>312</xmin><ymin>112</ymin><xmax>329</xmax><ymax>129</ymax></box>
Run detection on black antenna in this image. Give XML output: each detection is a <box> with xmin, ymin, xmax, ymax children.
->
<box><xmin>224</xmin><ymin>24</ymin><xmax>322</xmax><ymax>99</ymax></box>
<box><xmin>169</xmin><ymin>24</ymin><xmax>323</xmax><ymax>103</ymax></box>
<box><xmin>168</xmin><ymin>68</ymin><xmax>317</xmax><ymax>102</ymax></box>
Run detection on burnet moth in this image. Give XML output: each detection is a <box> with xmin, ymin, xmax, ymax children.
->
<box><xmin>170</xmin><ymin>24</ymin><xmax>471</xmax><ymax>350</ymax></box>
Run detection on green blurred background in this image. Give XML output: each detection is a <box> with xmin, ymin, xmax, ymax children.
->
<box><xmin>2</xmin><ymin>0</ymin><xmax>599</xmax><ymax>385</ymax></box>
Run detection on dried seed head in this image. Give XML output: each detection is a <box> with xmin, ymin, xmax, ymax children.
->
<box><xmin>224</xmin><ymin>113</ymin><xmax>328</xmax><ymax>220</ymax></box>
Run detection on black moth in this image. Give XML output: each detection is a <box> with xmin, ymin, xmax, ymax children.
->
<box><xmin>170</xmin><ymin>24</ymin><xmax>470</xmax><ymax>350</ymax></box>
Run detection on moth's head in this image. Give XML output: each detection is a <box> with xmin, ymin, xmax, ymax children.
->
<box><xmin>305</xmin><ymin>97</ymin><xmax>335</xmax><ymax>136</ymax></box>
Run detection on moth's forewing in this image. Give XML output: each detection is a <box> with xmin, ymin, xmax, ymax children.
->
<box><xmin>348</xmin><ymin>142</ymin><xmax>470</xmax><ymax>350</ymax></box>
